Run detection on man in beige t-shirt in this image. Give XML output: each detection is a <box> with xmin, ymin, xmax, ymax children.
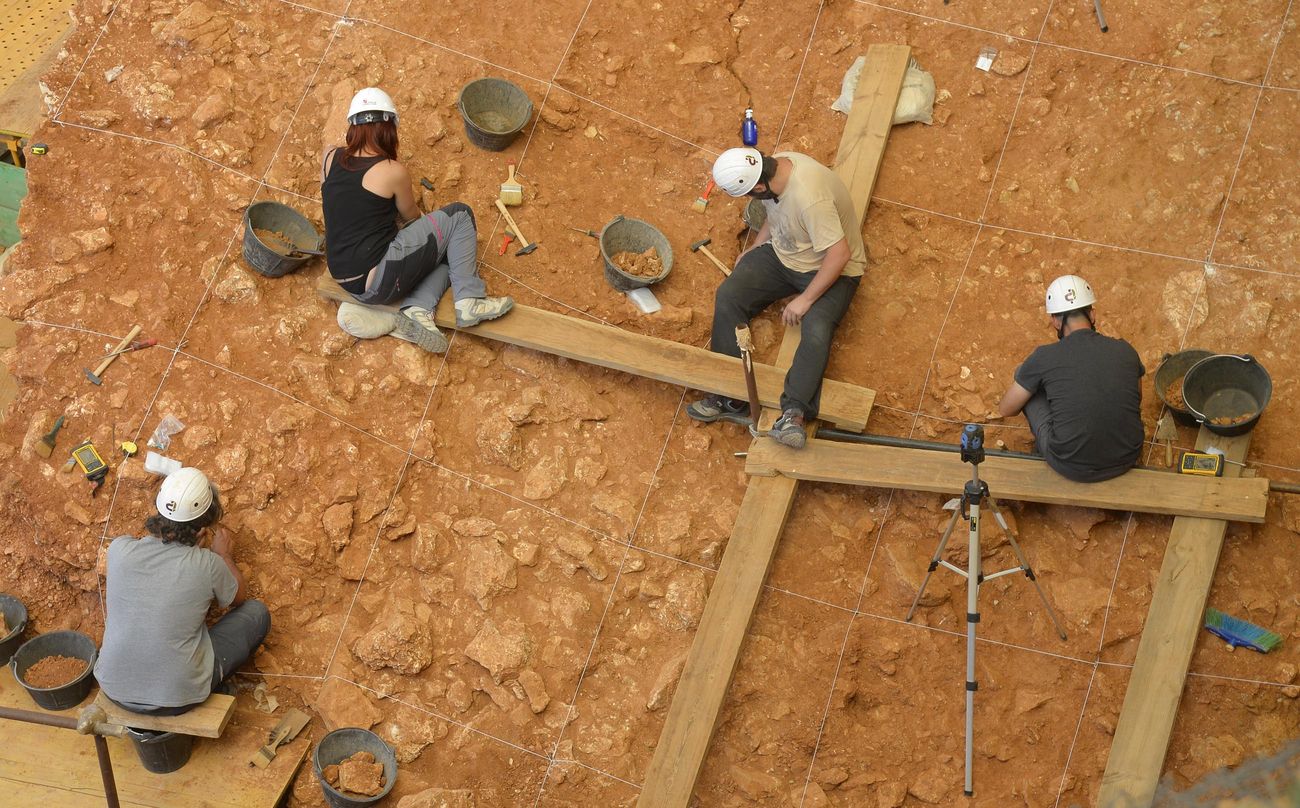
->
<box><xmin>686</xmin><ymin>148</ymin><xmax>866</xmax><ymax>449</ymax></box>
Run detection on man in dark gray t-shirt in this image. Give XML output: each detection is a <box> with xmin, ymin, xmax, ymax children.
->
<box><xmin>997</xmin><ymin>275</ymin><xmax>1145</xmax><ymax>483</ymax></box>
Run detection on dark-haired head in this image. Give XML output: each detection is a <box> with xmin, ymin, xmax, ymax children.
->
<box><xmin>342</xmin><ymin>120</ymin><xmax>399</xmax><ymax>168</ymax></box>
<box><xmin>144</xmin><ymin>507</ymin><xmax>218</xmax><ymax>546</ymax></box>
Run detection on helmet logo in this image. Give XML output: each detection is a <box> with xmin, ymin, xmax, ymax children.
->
<box><xmin>1064</xmin><ymin>289</ymin><xmax>1076</xmax><ymax>303</ymax></box>
<box><xmin>165</xmin><ymin>501</ymin><xmax>177</xmax><ymax>514</ymax></box>
<box><xmin>744</xmin><ymin>155</ymin><xmax>757</xmax><ymax>166</ymax></box>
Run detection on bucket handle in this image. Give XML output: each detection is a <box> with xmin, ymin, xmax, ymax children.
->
<box><xmin>1181</xmin><ymin>353</ymin><xmax>1254</xmax><ymax>424</ymax></box>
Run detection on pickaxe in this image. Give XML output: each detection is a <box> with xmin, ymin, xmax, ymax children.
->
<box><xmin>84</xmin><ymin>325</ymin><xmax>141</xmax><ymax>385</ymax></box>
<box><xmin>494</xmin><ymin>199</ymin><xmax>539</xmax><ymax>256</ymax></box>
<box><xmin>690</xmin><ymin>238</ymin><xmax>731</xmax><ymax>277</ymax></box>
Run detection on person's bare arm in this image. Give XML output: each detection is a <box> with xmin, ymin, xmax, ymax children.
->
<box><xmin>388</xmin><ymin>162</ymin><xmax>421</xmax><ymax>222</ymax></box>
<box><xmin>782</xmin><ymin>237</ymin><xmax>849</xmax><ymax>326</ymax></box>
<box><xmin>998</xmin><ymin>381</ymin><xmax>1033</xmax><ymax>418</ymax></box>
<box><xmin>209</xmin><ymin>525</ymin><xmax>249</xmax><ymax>606</ymax></box>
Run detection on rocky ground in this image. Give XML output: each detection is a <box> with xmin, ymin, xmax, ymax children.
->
<box><xmin>3</xmin><ymin>0</ymin><xmax>1300</xmax><ymax>806</ymax></box>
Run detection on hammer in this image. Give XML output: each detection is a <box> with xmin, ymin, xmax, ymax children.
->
<box><xmin>85</xmin><ymin>325</ymin><xmax>142</xmax><ymax>385</ymax></box>
<box><xmin>689</xmin><ymin>238</ymin><xmax>731</xmax><ymax>277</ymax></box>
<box><xmin>494</xmin><ymin>199</ymin><xmax>538</xmax><ymax>256</ymax></box>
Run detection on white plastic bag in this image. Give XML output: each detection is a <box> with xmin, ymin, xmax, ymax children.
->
<box><xmin>832</xmin><ymin>56</ymin><xmax>936</xmax><ymax>126</ymax></box>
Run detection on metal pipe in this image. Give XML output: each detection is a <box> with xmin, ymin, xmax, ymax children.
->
<box><xmin>0</xmin><ymin>705</ymin><xmax>122</xmax><ymax>808</ymax></box>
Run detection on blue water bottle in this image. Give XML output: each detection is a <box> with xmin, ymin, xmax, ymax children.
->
<box><xmin>741</xmin><ymin>108</ymin><xmax>759</xmax><ymax>147</ymax></box>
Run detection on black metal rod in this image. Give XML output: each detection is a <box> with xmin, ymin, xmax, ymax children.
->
<box><xmin>817</xmin><ymin>428</ymin><xmax>1042</xmax><ymax>461</ymax></box>
<box><xmin>0</xmin><ymin>706</ymin><xmax>122</xmax><ymax>808</ymax></box>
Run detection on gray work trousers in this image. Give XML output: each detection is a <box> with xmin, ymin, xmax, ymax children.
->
<box><xmin>353</xmin><ymin>204</ymin><xmax>486</xmax><ymax>310</ymax></box>
<box><xmin>110</xmin><ymin>600</ymin><xmax>272</xmax><ymax>716</ymax></box>
<box><xmin>709</xmin><ymin>244</ymin><xmax>860</xmax><ymax>418</ymax></box>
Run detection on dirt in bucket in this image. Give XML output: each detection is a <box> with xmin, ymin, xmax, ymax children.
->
<box><xmin>24</xmin><ymin>655</ymin><xmax>87</xmax><ymax>688</ymax></box>
<box><xmin>323</xmin><ymin>751</ymin><xmax>386</xmax><ymax>797</ymax></box>
<box><xmin>472</xmin><ymin>110</ymin><xmax>516</xmax><ymax>133</ymax></box>
<box><xmin>0</xmin><ymin>613</ymin><xmax>7</xmax><ymax>637</ymax></box>
<box><xmin>254</xmin><ymin>228</ymin><xmax>302</xmax><ymax>256</ymax></box>
<box><xmin>1165</xmin><ymin>376</ymin><xmax>1187</xmax><ymax>410</ymax></box>
<box><xmin>613</xmin><ymin>247</ymin><xmax>664</xmax><ymax>278</ymax></box>
<box><xmin>1210</xmin><ymin>413</ymin><xmax>1255</xmax><ymax>426</ymax></box>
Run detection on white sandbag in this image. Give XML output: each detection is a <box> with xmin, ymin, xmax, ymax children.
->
<box><xmin>831</xmin><ymin>56</ymin><xmax>936</xmax><ymax>126</ymax></box>
<box><xmin>337</xmin><ymin>301</ymin><xmax>398</xmax><ymax>339</ymax></box>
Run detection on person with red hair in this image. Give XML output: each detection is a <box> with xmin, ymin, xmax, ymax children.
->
<box><xmin>321</xmin><ymin>87</ymin><xmax>512</xmax><ymax>352</ymax></box>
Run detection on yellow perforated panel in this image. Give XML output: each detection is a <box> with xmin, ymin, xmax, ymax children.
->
<box><xmin>0</xmin><ymin>0</ymin><xmax>75</xmax><ymax>89</ymax></box>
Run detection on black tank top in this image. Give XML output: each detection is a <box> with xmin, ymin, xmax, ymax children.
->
<box><xmin>321</xmin><ymin>151</ymin><xmax>398</xmax><ymax>285</ymax></box>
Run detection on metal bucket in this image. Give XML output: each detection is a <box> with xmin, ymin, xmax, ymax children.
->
<box><xmin>313</xmin><ymin>728</ymin><xmax>398</xmax><ymax>808</ymax></box>
<box><xmin>0</xmin><ymin>593</ymin><xmax>27</xmax><ymax>665</ymax></box>
<box><xmin>242</xmin><ymin>201</ymin><xmax>322</xmax><ymax>278</ymax></box>
<box><xmin>1182</xmin><ymin>354</ymin><xmax>1272</xmax><ymax>436</ymax></box>
<box><xmin>598</xmin><ymin>215</ymin><xmax>673</xmax><ymax>292</ymax></box>
<box><xmin>457</xmin><ymin>78</ymin><xmax>532</xmax><ymax>152</ymax></box>
<box><xmin>1154</xmin><ymin>349</ymin><xmax>1213</xmax><ymax>427</ymax></box>
<box><xmin>10</xmin><ymin>630</ymin><xmax>97</xmax><ymax>710</ymax></box>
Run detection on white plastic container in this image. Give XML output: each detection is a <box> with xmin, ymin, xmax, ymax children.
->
<box><xmin>144</xmin><ymin>451</ymin><xmax>182</xmax><ymax>477</ymax></box>
<box><xmin>626</xmin><ymin>287</ymin><xmax>661</xmax><ymax>314</ymax></box>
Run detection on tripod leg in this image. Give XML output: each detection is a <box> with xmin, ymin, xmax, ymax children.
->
<box><xmin>988</xmin><ymin>499</ymin><xmax>1068</xmax><ymax>641</ymax></box>
<box><xmin>963</xmin><ymin>500</ymin><xmax>981</xmax><ymax>797</ymax></box>
<box><xmin>906</xmin><ymin>507</ymin><xmax>962</xmax><ymax>622</ymax></box>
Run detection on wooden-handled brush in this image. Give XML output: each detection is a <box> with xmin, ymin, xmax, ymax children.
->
<box><xmin>500</xmin><ymin>162</ymin><xmax>523</xmax><ymax>206</ymax></box>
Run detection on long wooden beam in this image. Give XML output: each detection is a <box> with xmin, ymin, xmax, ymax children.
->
<box><xmin>316</xmin><ymin>277</ymin><xmax>874</xmax><ymax>432</ymax></box>
<box><xmin>1099</xmin><ymin>430</ymin><xmax>1252</xmax><ymax>807</ymax></box>
<box><xmin>744</xmin><ymin>437</ymin><xmax>1269</xmax><ymax>523</ymax></box>
<box><xmin>637</xmin><ymin>43</ymin><xmax>912</xmax><ymax>808</ymax></box>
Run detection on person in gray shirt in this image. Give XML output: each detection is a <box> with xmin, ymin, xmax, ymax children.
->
<box><xmin>996</xmin><ymin>275</ymin><xmax>1145</xmax><ymax>483</ymax></box>
<box><xmin>95</xmin><ymin>467</ymin><xmax>270</xmax><ymax>715</ymax></box>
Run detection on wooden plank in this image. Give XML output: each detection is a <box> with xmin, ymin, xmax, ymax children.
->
<box><xmin>833</xmin><ymin>44</ymin><xmax>912</xmax><ymax>225</ymax></box>
<box><xmin>638</xmin><ymin>44</ymin><xmax>912</xmax><ymax>807</ymax></box>
<box><xmin>94</xmin><ymin>691</ymin><xmax>236</xmax><ymax>739</ymax></box>
<box><xmin>0</xmin><ymin>0</ymin><xmax>73</xmax><ymax>137</ymax></box>
<box><xmin>744</xmin><ymin>437</ymin><xmax>1268</xmax><ymax>523</ymax></box>
<box><xmin>317</xmin><ymin>275</ymin><xmax>875</xmax><ymax>431</ymax></box>
<box><xmin>0</xmin><ymin>669</ymin><xmax>306</xmax><ymax>808</ymax></box>
<box><xmin>637</xmin><ymin>471</ymin><xmax>798</xmax><ymax>806</ymax></box>
<box><xmin>1099</xmin><ymin>430</ymin><xmax>1252</xmax><ymax>807</ymax></box>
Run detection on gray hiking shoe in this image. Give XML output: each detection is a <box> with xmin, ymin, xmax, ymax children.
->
<box><xmin>393</xmin><ymin>306</ymin><xmax>449</xmax><ymax>353</ymax></box>
<box><xmin>770</xmin><ymin>409</ymin><xmax>807</xmax><ymax>449</ymax></box>
<box><xmin>686</xmin><ymin>395</ymin><xmax>751</xmax><ymax>425</ymax></box>
<box><xmin>455</xmin><ymin>296</ymin><xmax>514</xmax><ymax>327</ymax></box>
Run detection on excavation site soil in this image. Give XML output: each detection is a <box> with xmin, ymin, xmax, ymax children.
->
<box><xmin>2</xmin><ymin>0</ymin><xmax>1300</xmax><ymax>805</ymax></box>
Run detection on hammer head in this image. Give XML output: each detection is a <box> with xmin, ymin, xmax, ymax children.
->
<box><xmin>84</xmin><ymin>369</ymin><xmax>103</xmax><ymax>385</ymax></box>
<box><xmin>690</xmin><ymin>238</ymin><xmax>711</xmax><ymax>252</ymax></box>
<box><xmin>516</xmin><ymin>242</ymin><xmax>539</xmax><ymax>256</ymax></box>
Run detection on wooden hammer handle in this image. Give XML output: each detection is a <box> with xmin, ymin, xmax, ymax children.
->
<box><xmin>92</xmin><ymin>325</ymin><xmax>142</xmax><ymax>378</ymax></box>
<box><xmin>494</xmin><ymin>199</ymin><xmax>530</xmax><ymax>246</ymax></box>
<box><xmin>699</xmin><ymin>246</ymin><xmax>732</xmax><ymax>277</ymax></box>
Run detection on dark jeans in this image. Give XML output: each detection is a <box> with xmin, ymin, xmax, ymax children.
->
<box><xmin>709</xmin><ymin>244</ymin><xmax>860</xmax><ymax>417</ymax></box>
<box><xmin>111</xmin><ymin>600</ymin><xmax>272</xmax><ymax>716</ymax></box>
<box><xmin>1023</xmin><ymin>393</ymin><xmax>1132</xmax><ymax>482</ymax></box>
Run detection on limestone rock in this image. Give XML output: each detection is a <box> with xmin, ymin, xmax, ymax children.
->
<box><xmin>678</xmin><ymin>45</ymin><xmax>722</xmax><ymax>65</ymax></box>
<box><xmin>731</xmin><ymin>765</ymin><xmax>781</xmax><ymax>801</ymax></box>
<box><xmin>397</xmin><ymin>788</ymin><xmax>476</xmax><ymax>808</ymax></box>
<box><xmin>191</xmin><ymin>93</ymin><xmax>232</xmax><ymax>129</ymax></box>
<box><xmin>70</xmin><ymin>228</ymin><xmax>113</xmax><ymax>256</ymax></box>
<box><xmin>659</xmin><ymin>569</ymin><xmax>708</xmax><ymax>631</ymax></box>
<box><xmin>518</xmin><ymin>668</ymin><xmax>549</xmax><ymax>714</ymax></box>
<box><xmin>338</xmin><ymin>756</ymin><xmax>384</xmax><ymax>796</ymax></box>
<box><xmin>463</xmin><ymin>539</ymin><xmax>517</xmax><ymax>606</ymax></box>
<box><xmin>992</xmin><ymin>52</ymin><xmax>1030</xmax><ymax>76</ymax></box>
<box><xmin>464</xmin><ymin>619</ymin><xmax>530</xmax><ymax>684</ymax></box>
<box><xmin>646</xmin><ymin>652</ymin><xmax>687</xmax><ymax>711</ymax></box>
<box><xmin>452</xmin><ymin>517</ymin><xmax>496</xmax><ymax>537</ymax></box>
<box><xmin>337</xmin><ymin>302</ymin><xmax>397</xmax><ymax>339</ymax></box>
<box><xmin>411</xmin><ymin>526</ymin><xmax>439</xmax><ymax>572</ymax></box>
<box><xmin>323</xmin><ymin>503</ymin><xmax>353</xmax><ymax>550</ymax></box>
<box><xmin>353</xmin><ymin>607</ymin><xmax>435</xmax><ymax>674</ymax></box>
<box><xmin>314</xmin><ymin>677</ymin><xmax>381</xmax><ymax>731</ymax></box>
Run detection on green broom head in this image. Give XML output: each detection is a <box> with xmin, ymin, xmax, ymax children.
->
<box><xmin>1204</xmin><ymin>607</ymin><xmax>1282</xmax><ymax>654</ymax></box>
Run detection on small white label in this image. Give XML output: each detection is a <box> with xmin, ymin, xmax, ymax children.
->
<box><xmin>976</xmin><ymin>46</ymin><xmax>998</xmax><ymax>72</ymax></box>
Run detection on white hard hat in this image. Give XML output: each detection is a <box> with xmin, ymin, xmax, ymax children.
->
<box><xmin>712</xmin><ymin>147</ymin><xmax>763</xmax><ymax>196</ymax></box>
<box><xmin>1045</xmin><ymin>275</ymin><xmax>1096</xmax><ymax>314</ymax></box>
<box><xmin>347</xmin><ymin>87</ymin><xmax>398</xmax><ymax>126</ymax></box>
<box><xmin>156</xmin><ymin>467</ymin><xmax>214</xmax><ymax>522</ymax></box>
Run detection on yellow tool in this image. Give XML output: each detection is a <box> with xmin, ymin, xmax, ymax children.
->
<box><xmin>1178</xmin><ymin>451</ymin><xmax>1224</xmax><ymax>477</ymax></box>
<box><xmin>71</xmin><ymin>440</ymin><xmax>111</xmax><ymax>496</ymax></box>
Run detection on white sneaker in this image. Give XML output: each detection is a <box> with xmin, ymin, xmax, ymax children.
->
<box><xmin>455</xmin><ymin>296</ymin><xmax>514</xmax><ymax>327</ymax></box>
<box><xmin>393</xmin><ymin>306</ymin><xmax>448</xmax><ymax>353</ymax></box>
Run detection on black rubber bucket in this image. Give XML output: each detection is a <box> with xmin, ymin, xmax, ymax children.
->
<box><xmin>1154</xmin><ymin>349</ymin><xmax>1213</xmax><ymax>427</ymax></box>
<box><xmin>10</xmin><ymin>630</ymin><xmax>97</xmax><ymax>710</ymax></box>
<box><xmin>0</xmin><ymin>593</ymin><xmax>28</xmax><ymax>665</ymax></box>
<box><xmin>1182</xmin><ymin>354</ymin><xmax>1272</xmax><ymax>437</ymax></box>
<box><xmin>599</xmin><ymin>215</ymin><xmax>673</xmax><ymax>292</ymax></box>
<box><xmin>457</xmin><ymin>77</ymin><xmax>532</xmax><ymax>151</ymax></box>
<box><xmin>313</xmin><ymin>728</ymin><xmax>398</xmax><ymax>808</ymax></box>
<box><xmin>242</xmin><ymin>201</ymin><xmax>322</xmax><ymax>278</ymax></box>
<box><xmin>126</xmin><ymin>728</ymin><xmax>195</xmax><ymax>773</ymax></box>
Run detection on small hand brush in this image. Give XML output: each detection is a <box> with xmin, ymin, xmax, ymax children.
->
<box><xmin>499</xmin><ymin>162</ymin><xmax>523</xmax><ymax>206</ymax></box>
<box><xmin>1204</xmin><ymin>607</ymin><xmax>1282</xmax><ymax>653</ymax></box>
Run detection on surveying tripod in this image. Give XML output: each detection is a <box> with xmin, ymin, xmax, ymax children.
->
<box><xmin>905</xmin><ymin>423</ymin><xmax>1068</xmax><ymax>796</ymax></box>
